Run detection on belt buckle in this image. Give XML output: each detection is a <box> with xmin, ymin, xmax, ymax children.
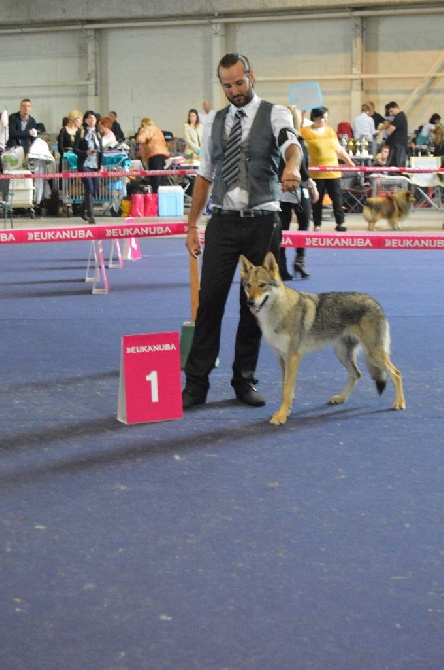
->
<box><xmin>240</xmin><ymin>209</ymin><xmax>254</xmax><ymax>218</ymax></box>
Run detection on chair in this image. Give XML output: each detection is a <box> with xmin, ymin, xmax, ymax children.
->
<box><xmin>409</xmin><ymin>156</ymin><xmax>442</xmax><ymax>211</ymax></box>
<box><xmin>337</xmin><ymin>122</ymin><xmax>353</xmax><ymax>139</ymax></box>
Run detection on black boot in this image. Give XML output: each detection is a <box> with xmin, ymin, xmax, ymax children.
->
<box><xmin>278</xmin><ymin>248</ymin><xmax>293</xmax><ymax>281</ymax></box>
<box><xmin>79</xmin><ymin>198</ymin><xmax>88</xmax><ymax>221</ymax></box>
<box><xmin>294</xmin><ymin>249</ymin><xmax>311</xmax><ymax>279</ymax></box>
<box><xmin>85</xmin><ymin>191</ymin><xmax>96</xmax><ymax>224</ymax></box>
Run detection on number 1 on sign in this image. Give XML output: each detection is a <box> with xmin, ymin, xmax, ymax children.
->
<box><xmin>146</xmin><ymin>370</ymin><xmax>159</xmax><ymax>403</ymax></box>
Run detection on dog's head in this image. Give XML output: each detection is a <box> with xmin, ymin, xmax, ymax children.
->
<box><xmin>239</xmin><ymin>252</ymin><xmax>282</xmax><ymax>315</ymax></box>
<box><xmin>395</xmin><ymin>189</ymin><xmax>416</xmax><ymax>204</ymax></box>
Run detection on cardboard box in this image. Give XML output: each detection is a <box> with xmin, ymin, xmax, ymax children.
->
<box><xmin>158</xmin><ymin>186</ymin><xmax>184</xmax><ymax>216</ymax></box>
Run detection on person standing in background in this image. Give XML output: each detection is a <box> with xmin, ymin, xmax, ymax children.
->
<box><xmin>136</xmin><ymin>117</ymin><xmax>170</xmax><ymax>193</ymax></box>
<box><xmin>366</xmin><ymin>101</ymin><xmax>385</xmax><ymax>154</ymax></box>
<box><xmin>73</xmin><ymin>110</ymin><xmax>103</xmax><ymax>224</ymax></box>
<box><xmin>366</xmin><ymin>101</ymin><xmax>385</xmax><ymax>132</ymax></box>
<box><xmin>278</xmin><ymin>104</ymin><xmax>318</xmax><ymax>280</ymax></box>
<box><xmin>382</xmin><ymin>101</ymin><xmax>409</xmax><ymax>167</ymax></box>
<box><xmin>301</xmin><ymin>106</ymin><xmax>354</xmax><ymax>232</ymax></box>
<box><xmin>352</xmin><ymin>103</ymin><xmax>377</xmax><ymax>142</ymax></box>
<box><xmin>199</xmin><ymin>100</ymin><xmax>216</xmax><ymax>125</ymax></box>
<box><xmin>98</xmin><ymin>116</ymin><xmax>118</xmax><ymax>149</ymax></box>
<box><xmin>184</xmin><ymin>109</ymin><xmax>203</xmax><ymax>159</ymax></box>
<box><xmin>57</xmin><ymin>110</ymin><xmax>83</xmax><ymax>170</ymax></box>
<box><xmin>109</xmin><ymin>111</ymin><xmax>125</xmax><ymax>142</ymax></box>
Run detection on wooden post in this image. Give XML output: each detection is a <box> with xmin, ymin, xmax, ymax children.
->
<box><xmin>180</xmin><ymin>254</ymin><xmax>200</xmax><ymax>369</ymax></box>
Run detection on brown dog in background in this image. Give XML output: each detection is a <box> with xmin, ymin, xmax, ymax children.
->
<box><xmin>363</xmin><ymin>189</ymin><xmax>415</xmax><ymax>231</ymax></box>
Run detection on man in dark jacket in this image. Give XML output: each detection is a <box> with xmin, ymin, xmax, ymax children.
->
<box><xmin>109</xmin><ymin>111</ymin><xmax>125</xmax><ymax>142</ymax></box>
<box><xmin>7</xmin><ymin>98</ymin><xmax>38</xmax><ymax>155</ymax></box>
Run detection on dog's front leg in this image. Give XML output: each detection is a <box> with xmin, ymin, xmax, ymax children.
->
<box><xmin>270</xmin><ymin>353</ymin><xmax>302</xmax><ymax>425</ymax></box>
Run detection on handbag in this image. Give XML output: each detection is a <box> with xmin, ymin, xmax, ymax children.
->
<box><xmin>130</xmin><ymin>193</ymin><xmax>144</xmax><ymax>217</ymax></box>
<box><xmin>144</xmin><ymin>192</ymin><xmax>158</xmax><ymax>216</ymax></box>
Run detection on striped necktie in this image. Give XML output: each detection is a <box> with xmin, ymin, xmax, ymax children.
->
<box><xmin>222</xmin><ymin>109</ymin><xmax>246</xmax><ymax>186</ymax></box>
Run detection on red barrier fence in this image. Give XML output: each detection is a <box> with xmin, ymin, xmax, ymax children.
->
<box><xmin>0</xmin><ymin>222</ymin><xmax>442</xmax><ymax>250</ymax></box>
<box><xmin>0</xmin><ymin>165</ymin><xmax>443</xmax><ymax>182</ymax></box>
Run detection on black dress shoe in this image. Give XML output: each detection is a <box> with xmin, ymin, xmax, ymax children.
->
<box><xmin>280</xmin><ymin>270</ymin><xmax>294</xmax><ymax>281</ymax></box>
<box><xmin>335</xmin><ymin>224</ymin><xmax>347</xmax><ymax>232</ymax></box>
<box><xmin>182</xmin><ymin>388</ymin><xmax>206</xmax><ymax>409</ymax></box>
<box><xmin>235</xmin><ymin>385</ymin><xmax>266</xmax><ymax>407</ymax></box>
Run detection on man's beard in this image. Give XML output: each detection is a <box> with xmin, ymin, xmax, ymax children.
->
<box><xmin>228</xmin><ymin>83</ymin><xmax>254</xmax><ymax>108</ymax></box>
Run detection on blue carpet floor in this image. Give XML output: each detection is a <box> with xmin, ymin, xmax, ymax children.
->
<box><xmin>0</xmin><ymin>237</ymin><xmax>442</xmax><ymax>670</ymax></box>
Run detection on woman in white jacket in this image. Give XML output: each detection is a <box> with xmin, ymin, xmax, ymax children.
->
<box><xmin>183</xmin><ymin>109</ymin><xmax>203</xmax><ymax>160</ymax></box>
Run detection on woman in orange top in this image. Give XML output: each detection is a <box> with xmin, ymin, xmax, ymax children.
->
<box><xmin>301</xmin><ymin>106</ymin><xmax>354</xmax><ymax>232</ymax></box>
<box><xmin>136</xmin><ymin>117</ymin><xmax>170</xmax><ymax>193</ymax></box>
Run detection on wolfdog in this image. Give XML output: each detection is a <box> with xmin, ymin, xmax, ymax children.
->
<box><xmin>239</xmin><ymin>252</ymin><xmax>406</xmax><ymax>425</ymax></box>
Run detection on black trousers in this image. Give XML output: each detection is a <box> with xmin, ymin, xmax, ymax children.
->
<box><xmin>279</xmin><ymin>191</ymin><xmax>310</xmax><ymax>268</ymax></box>
<box><xmin>148</xmin><ymin>154</ymin><xmax>167</xmax><ymax>193</ymax></box>
<box><xmin>311</xmin><ymin>177</ymin><xmax>345</xmax><ymax>227</ymax></box>
<box><xmin>185</xmin><ymin>211</ymin><xmax>281</xmax><ymax>397</ymax></box>
<box><xmin>387</xmin><ymin>144</ymin><xmax>407</xmax><ymax>168</ymax></box>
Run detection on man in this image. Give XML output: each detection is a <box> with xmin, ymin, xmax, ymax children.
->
<box><xmin>7</xmin><ymin>98</ymin><xmax>38</xmax><ymax>155</ymax></box>
<box><xmin>366</xmin><ymin>101</ymin><xmax>385</xmax><ymax>132</ymax></box>
<box><xmin>199</xmin><ymin>100</ymin><xmax>216</xmax><ymax>125</ymax></box>
<box><xmin>352</xmin><ymin>103</ymin><xmax>377</xmax><ymax>142</ymax></box>
<box><xmin>109</xmin><ymin>111</ymin><xmax>125</xmax><ymax>142</ymax></box>
<box><xmin>383</xmin><ymin>101</ymin><xmax>409</xmax><ymax>167</ymax></box>
<box><xmin>182</xmin><ymin>52</ymin><xmax>302</xmax><ymax>409</ymax></box>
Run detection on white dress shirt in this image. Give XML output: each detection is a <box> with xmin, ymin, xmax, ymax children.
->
<box><xmin>353</xmin><ymin>112</ymin><xmax>376</xmax><ymax>141</ymax></box>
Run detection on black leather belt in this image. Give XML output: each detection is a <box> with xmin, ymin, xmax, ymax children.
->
<box><xmin>212</xmin><ymin>207</ymin><xmax>274</xmax><ymax>218</ymax></box>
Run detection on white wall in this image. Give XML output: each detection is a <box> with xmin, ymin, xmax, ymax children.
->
<box><xmin>1</xmin><ymin>10</ymin><xmax>443</xmax><ymax>139</ymax></box>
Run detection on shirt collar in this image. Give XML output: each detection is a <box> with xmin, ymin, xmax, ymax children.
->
<box><xmin>228</xmin><ymin>93</ymin><xmax>260</xmax><ymax>119</ymax></box>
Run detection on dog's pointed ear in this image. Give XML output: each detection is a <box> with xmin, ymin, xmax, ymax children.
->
<box><xmin>263</xmin><ymin>252</ymin><xmax>280</xmax><ymax>279</ymax></box>
<box><xmin>239</xmin><ymin>255</ymin><xmax>253</xmax><ymax>278</ymax></box>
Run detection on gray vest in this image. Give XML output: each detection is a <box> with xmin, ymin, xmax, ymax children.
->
<box><xmin>211</xmin><ymin>100</ymin><xmax>280</xmax><ymax>208</ymax></box>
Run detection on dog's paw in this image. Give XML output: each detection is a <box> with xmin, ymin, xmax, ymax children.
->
<box><xmin>269</xmin><ymin>409</ymin><xmax>288</xmax><ymax>425</ymax></box>
<box><xmin>328</xmin><ymin>394</ymin><xmax>346</xmax><ymax>405</ymax></box>
<box><xmin>391</xmin><ymin>400</ymin><xmax>406</xmax><ymax>410</ymax></box>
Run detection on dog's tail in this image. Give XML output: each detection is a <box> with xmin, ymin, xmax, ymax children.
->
<box><xmin>365</xmin><ymin>360</ymin><xmax>387</xmax><ymax>395</ymax></box>
<box><xmin>363</xmin><ymin>319</ymin><xmax>392</xmax><ymax>395</ymax></box>
<box><xmin>362</xmin><ymin>205</ymin><xmax>372</xmax><ymax>223</ymax></box>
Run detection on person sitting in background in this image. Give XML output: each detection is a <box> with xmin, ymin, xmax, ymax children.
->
<box><xmin>57</xmin><ymin>110</ymin><xmax>83</xmax><ymax>169</ymax></box>
<box><xmin>109</xmin><ymin>111</ymin><xmax>125</xmax><ymax>142</ymax></box>
<box><xmin>374</xmin><ymin>144</ymin><xmax>390</xmax><ymax>166</ymax></box>
<box><xmin>416</xmin><ymin>113</ymin><xmax>441</xmax><ymax>148</ymax></box>
<box><xmin>136</xmin><ymin>117</ymin><xmax>170</xmax><ymax>193</ymax></box>
<box><xmin>98</xmin><ymin>116</ymin><xmax>117</xmax><ymax>149</ymax></box>
<box><xmin>184</xmin><ymin>108</ymin><xmax>203</xmax><ymax>160</ymax></box>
